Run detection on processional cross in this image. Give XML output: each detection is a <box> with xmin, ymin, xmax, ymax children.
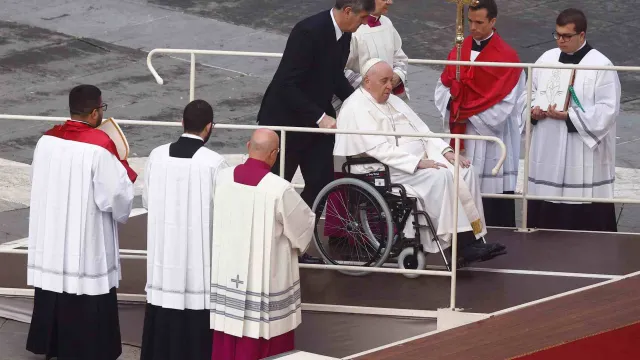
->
<box><xmin>446</xmin><ymin>0</ymin><xmax>479</xmax><ymax>80</ymax></box>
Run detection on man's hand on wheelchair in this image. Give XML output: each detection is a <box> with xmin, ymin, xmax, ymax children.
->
<box><xmin>318</xmin><ymin>115</ymin><xmax>337</xmax><ymax>129</ymax></box>
<box><xmin>444</xmin><ymin>152</ymin><xmax>471</xmax><ymax>168</ymax></box>
<box><xmin>418</xmin><ymin>159</ymin><xmax>448</xmax><ymax>170</ymax></box>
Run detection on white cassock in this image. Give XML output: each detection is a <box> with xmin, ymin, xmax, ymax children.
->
<box><xmin>434</xmin><ymin>45</ymin><xmax>527</xmax><ymax>194</ymax></box>
<box><xmin>334</xmin><ymin>88</ymin><xmax>487</xmax><ymax>253</ymax></box>
<box><xmin>28</xmin><ymin>135</ymin><xmax>134</xmax><ymax>295</ymax></box>
<box><xmin>142</xmin><ymin>144</ymin><xmax>228</xmax><ymax>310</ymax></box>
<box><xmin>528</xmin><ymin>47</ymin><xmax>620</xmax><ymax>201</ymax></box>
<box><xmin>209</xmin><ymin>167</ymin><xmax>315</xmax><ymax>340</ymax></box>
<box><xmin>332</xmin><ymin>15</ymin><xmax>409</xmax><ymax>110</ymax></box>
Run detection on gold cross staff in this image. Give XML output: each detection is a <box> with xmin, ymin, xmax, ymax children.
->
<box><xmin>446</xmin><ymin>0</ymin><xmax>479</xmax><ymax>80</ymax></box>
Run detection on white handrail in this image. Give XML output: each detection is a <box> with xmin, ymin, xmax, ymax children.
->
<box><xmin>0</xmin><ymin>115</ymin><xmax>506</xmax><ymax>175</ymax></box>
<box><xmin>0</xmin><ymin>113</ymin><xmax>507</xmax><ymax>311</ymax></box>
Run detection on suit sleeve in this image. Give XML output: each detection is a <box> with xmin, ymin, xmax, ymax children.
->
<box><xmin>278</xmin><ymin>25</ymin><xmax>327</xmax><ymax>127</ymax></box>
<box><xmin>334</xmin><ymin>43</ymin><xmax>356</xmax><ymax>101</ymax></box>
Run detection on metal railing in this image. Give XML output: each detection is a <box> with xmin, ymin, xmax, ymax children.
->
<box><xmin>1</xmin><ymin>48</ymin><xmax>639</xmax><ymax>319</ymax></box>
<box><xmin>147</xmin><ymin>48</ymin><xmax>640</xmax><ymax>231</ymax></box>
<box><xmin>0</xmin><ymin>114</ymin><xmax>505</xmax><ymax>312</ymax></box>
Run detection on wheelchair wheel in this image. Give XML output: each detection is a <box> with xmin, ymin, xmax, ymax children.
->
<box><xmin>312</xmin><ymin>177</ymin><xmax>394</xmax><ymax>277</ymax></box>
<box><xmin>397</xmin><ymin>247</ymin><xmax>426</xmax><ymax>279</ymax></box>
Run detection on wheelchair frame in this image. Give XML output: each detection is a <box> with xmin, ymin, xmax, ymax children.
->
<box><xmin>311</xmin><ymin>156</ymin><xmax>452</xmax><ymax>277</ymax></box>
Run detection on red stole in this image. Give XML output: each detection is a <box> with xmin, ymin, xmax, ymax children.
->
<box><xmin>233</xmin><ymin>158</ymin><xmax>271</xmax><ymax>186</ymax></box>
<box><xmin>44</xmin><ymin>120</ymin><xmax>138</xmax><ymax>183</ymax></box>
<box><xmin>440</xmin><ymin>31</ymin><xmax>521</xmax><ymax>149</ymax></box>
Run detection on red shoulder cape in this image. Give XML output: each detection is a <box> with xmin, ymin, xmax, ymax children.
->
<box><xmin>440</xmin><ymin>31</ymin><xmax>521</xmax><ymax>149</ymax></box>
<box><xmin>44</xmin><ymin>121</ymin><xmax>138</xmax><ymax>183</ymax></box>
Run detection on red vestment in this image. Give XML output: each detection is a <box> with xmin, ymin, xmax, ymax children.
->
<box><xmin>211</xmin><ymin>157</ymin><xmax>295</xmax><ymax>360</ymax></box>
<box><xmin>440</xmin><ymin>31</ymin><xmax>521</xmax><ymax>149</ymax></box>
<box><xmin>44</xmin><ymin>120</ymin><xmax>138</xmax><ymax>183</ymax></box>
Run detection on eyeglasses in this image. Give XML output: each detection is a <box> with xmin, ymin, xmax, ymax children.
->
<box><xmin>552</xmin><ymin>31</ymin><xmax>579</xmax><ymax>41</ymax></box>
<box><xmin>96</xmin><ymin>103</ymin><xmax>108</xmax><ymax>112</ymax></box>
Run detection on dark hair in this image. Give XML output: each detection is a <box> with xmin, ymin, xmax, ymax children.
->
<box><xmin>469</xmin><ymin>0</ymin><xmax>498</xmax><ymax>20</ymax></box>
<box><xmin>183</xmin><ymin>100</ymin><xmax>214</xmax><ymax>133</ymax></box>
<box><xmin>335</xmin><ymin>0</ymin><xmax>375</xmax><ymax>13</ymax></box>
<box><xmin>69</xmin><ymin>84</ymin><xmax>102</xmax><ymax>116</ymax></box>
<box><xmin>556</xmin><ymin>8</ymin><xmax>587</xmax><ymax>33</ymax></box>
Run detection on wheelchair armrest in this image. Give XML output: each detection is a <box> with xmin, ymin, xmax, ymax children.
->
<box><xmin>342</xmin><ymin>156</ymin><xmax>391</xmax><ymax>174</ymax></box>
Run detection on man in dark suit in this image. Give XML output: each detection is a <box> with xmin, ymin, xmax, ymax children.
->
<box><xmin>257</xmin><ymin>0</ymin><xmax>375</xmax><ymax>210</ymax></box>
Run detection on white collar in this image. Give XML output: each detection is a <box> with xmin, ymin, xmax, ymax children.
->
<box><xmin>181</xmin><ymin>133</ymin><xmax>204</xmax><ymax>141</ymax></box>
<box><xmin>330</xmin><ymin>8</ymin><xmax>343</xmax><ymax>41</ymax></box>
<box><xmin>473</xmin><ymin>31</ymin><xmax>494</xmax><ymax>45</ymax></box>
<box><xmin>566</xmin><ymin>40</ymin><xmax>587</xmax><ymax>55</ymax></box>
<box><xmin>69</xmin><ymin>119</ymin><xmax>93</xmax><ymax>126</ymax></box>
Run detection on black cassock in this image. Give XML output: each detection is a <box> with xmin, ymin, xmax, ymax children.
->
<box><xmin>257</xmin><ymin>9</ymin><xmax>355</xmax><ymax>207</ymax></box>
<box><xmin>139</xmin><ymin>135</ymin><xmax>214</xmax><ymax>360</ymax></box>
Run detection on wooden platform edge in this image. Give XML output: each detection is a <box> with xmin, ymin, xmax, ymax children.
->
<box><xmin>344</xmin><ymin>270</ymin><xmax>640</xmax><ymax>360</ymax></box>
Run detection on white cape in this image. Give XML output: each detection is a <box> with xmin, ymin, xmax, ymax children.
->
<box><xmin>143</xmin><ymin>144</ymin><xmax>228</xmax><ymax>310</ymax></box>
<box><xmin>28</xmin><ymin>135</ymin><xmax>134</xmax><ymax>296</ymax></box>
<box><xmin>210</xmin><ymin>168</ymin><xmax>314</xmax><ymax>339</ymax></box>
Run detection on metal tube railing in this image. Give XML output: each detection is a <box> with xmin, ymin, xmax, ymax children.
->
<box><xmin>0</xmin><ymin>114</ymin><xmax>507</xmax><ymax>313</ymax></box>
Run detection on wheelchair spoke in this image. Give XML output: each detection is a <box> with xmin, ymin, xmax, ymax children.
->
<box><xmin>313</xmin><ymin>182</ymin><xmax>391</xmax><ymax>268</ymax></box>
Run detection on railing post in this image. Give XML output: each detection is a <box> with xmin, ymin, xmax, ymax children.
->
<box><xmin>279</xmin><ymin>130</ymin><xmax>286</xmax><ymax>178</ymax></box>
<box><xmin>190</xmin><ymin>53</ymin><xmax>196</xmax><ymax>102</ymax></box>
<box><xmin>450</xmin><ymin>137</ymin><xmax>460</xmax><ymax>310</ymax></box>
<box><xmin>519</xmin><ymin>66</ymin><xmax>534</xmax><ymax>232</ymax></box>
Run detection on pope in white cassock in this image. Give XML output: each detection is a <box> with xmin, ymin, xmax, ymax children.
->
<box><xmin>434</xmin><ymin>0</ymin><xmax>526</xmax><ymax>228</ymax></box>
<box><xmin>26</xmin><ymin>85</ymin><xmax>137</xmax><ymax>360</ymax></box>
<box><xmin>209</xmin><ymin>129</ymin><xmax>315</xmax><ymax>360</ymax></box>
<box><xmin>332</xmin><ymin>0</ymin><xmax>409</xmax><ymax>112</ymax></box>
<box><xmin>141</xmin><ymin>100</ymin><xmax>228</xmax><ymax>360</ymax></box>
<box><xmin>334</xmin><ymin>58</ymin><xmax>506</xmax><ymax>265</ymax></box>
<box><xmin>528</xmin><ymin>8</ymin><xmax>621</xmax><ymax>232</ymax></box>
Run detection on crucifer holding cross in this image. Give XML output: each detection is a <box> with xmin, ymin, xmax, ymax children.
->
<box><xmin>447</xmin><ymin>0</ymin><xmax>479</xmax><ymax>81</ymax></box>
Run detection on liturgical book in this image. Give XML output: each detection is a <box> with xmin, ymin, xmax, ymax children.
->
<box><xmin>533</xmin><ymin>68</ymin><xmax>576</xmax><ymax>111</ymax></box>
<box><xmin>98</xmin><ymin>117</ymin><xmax>129</xmax><ymax>160</ymax></box>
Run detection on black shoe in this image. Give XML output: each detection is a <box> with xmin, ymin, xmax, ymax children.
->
<box><xmin>299</xmin><ymin>253</ymin><xmax>324</xmax><ymax>264</ymax></box>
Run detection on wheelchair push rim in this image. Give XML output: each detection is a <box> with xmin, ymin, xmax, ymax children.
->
<box><xmin>311</xmin><ymin>177</ymin><xmax>395</xmax><ymax>276</ymax></box>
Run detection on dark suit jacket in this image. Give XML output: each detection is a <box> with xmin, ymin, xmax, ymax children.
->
<box><xmin>257</xmin><ymin>10</ymin><xmax>355</xmax><ymax>128</ymax></box>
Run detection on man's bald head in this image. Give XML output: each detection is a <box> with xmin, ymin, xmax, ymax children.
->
<box><xmin>247</xmin><ymin>128</ymin><xmax>280</xmax><ymax>167</ymax></box>
<box><xmin>362</xmin><ymin>60</ymin><xmax>394</xmax><ymax>103</ymax></box>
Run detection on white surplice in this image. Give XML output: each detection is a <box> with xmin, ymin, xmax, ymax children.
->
<box><xmin>28</xmin><ymin>136</ymin><xmax>134</xmax><ymax>296</ymax></box>
<box><xmin>209</xmin><ymin>168</ymin><xmax>315</xmax><ymax>340</ymax></box>
<box><xmin>142</xmin><ymin>144</ymin><xmax>228</xmax><ymax>310</ymax></box>
<box><xmin>332</xmin><ymin>15</ymin><xmax>409</xmax><ymax>110</ymax></box>
<box><xmin>434</xmin><ymin>47</ymin><xmax>527</xmax><ymax>194</ymax></box>
<box><xmin>528</xmin><ymin>48</ymin><xmax>620</xmax><ymax>202</ymax></box>
<box><xmin>334</xmin><ymin>88</ymin><xmax>487</xmax><ymax>253</ymax></box>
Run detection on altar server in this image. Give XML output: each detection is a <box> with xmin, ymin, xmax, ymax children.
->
<box><xmin>335</xmin><ymin>59</ymin><xmax>505</xmax><ymax>264</ymax></box>
<box><xmin>528</xmin><ymin>8</ymin><xmax>621</xmax><ymax>231</ymax></box>
<box><xmin>435</xmin><ymin>0</ymin><xmax>526</xmax><ymax>227</ymax></box>
<box><xmin>26</xmin><ymin>84</ymin><xmax>137</xmax><ymax>360</ymax></box>
<box><xmin>140</xmin><ymin>100</ymin><xmax>228</xmax><ymax>360</ymax></box>
<box><xmin>332</xmin><ymin>0</ymin><xmax>409</xmax><ymax>111</ymax></box>
<box><xmin>210</xmin><ymin>129</ymin><xmax>315</xmax><ymax>359</ymax></box>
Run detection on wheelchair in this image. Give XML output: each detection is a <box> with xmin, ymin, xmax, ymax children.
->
<box><xmin>310</xmin><ymin>156</ymin><xmax>453</xmax><ymax>278</ymax></box>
